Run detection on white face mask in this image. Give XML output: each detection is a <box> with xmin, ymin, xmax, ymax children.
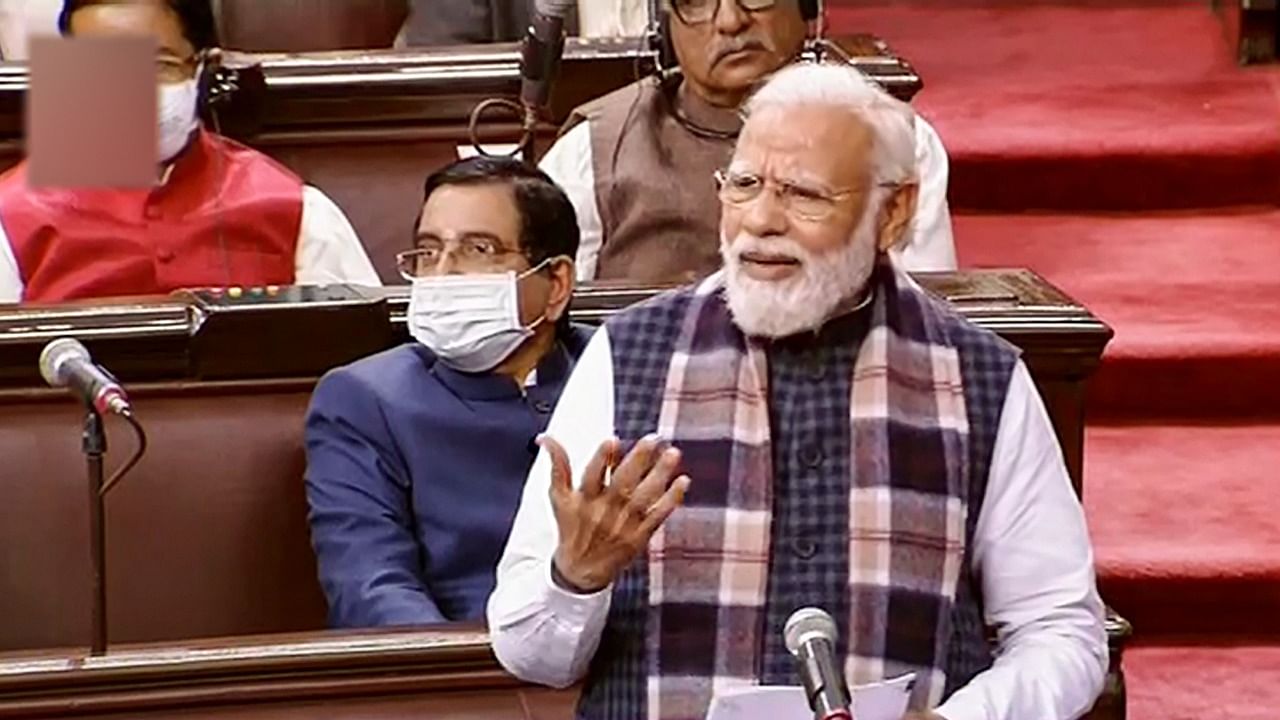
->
<box><xmin>157</xmin><ymin>74</ymin><xmax>200</xmax><ymax>164</ymax></box>
<box><xmin>407</xmin><ymin>259</ymin><xmax>557</xmax><ymax>373</ymax></box>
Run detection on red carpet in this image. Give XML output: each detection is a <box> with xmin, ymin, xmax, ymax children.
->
<box><xmin>826</xmin><ymin>2</ymin><xmax>1280</xmax><ymax>718</ymax></box>
<box><xmin>1126</xmin><ymin>643</ymin><xmax>1280</xmax><ymax>720</ymax></box>
<box><xmin>1085</xmin><ymin>424</ymin><xmax>1280</xmax><ymax>635</ymax></box>
<box><xmin>955</xmin><ymin>209</ymin><xmax>1280</xmax><ymax>419</ymax></box>
<box><xmin>828</xmin><ymin>4</ymin><xmax>1280</xmax><ymax>210</ymax></box>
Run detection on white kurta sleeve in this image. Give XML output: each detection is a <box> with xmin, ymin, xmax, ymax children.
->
<box><xmin>0</xmin><ymin>219</ymin><xmax>23</xmax><ymax>303</ymax></box>
<box><xmin>894</xmin><ymin>116</ymin><xmax>959</xmax><ymax>272</ymax></box>
<box><xmin>935</xmin><ymin>361</ymin><xmax>1108</xmax><ymax>720</ymax></box>
<box><xmin>576</xmin><ymin>0</ymin><xmax>650</xmax><ymax>38</ymax></box>
<box><xmin>488</xmin><ymin>326</ymin><xmax>618</xmax><ymax>688</ymax></box>
<box><xmin>0</xmin><ymin>0</ymin><xmax>60</xmax><ymax>60</ymax></box>
<box><xmin>539</xmin><ymin>122</ymin><xmax>604</xmax><ymax>282</ymax></box>
<box><xmin>294</xmin><ymin>185</ymin><xmax>382</xmax><ymax>287</ymax></box>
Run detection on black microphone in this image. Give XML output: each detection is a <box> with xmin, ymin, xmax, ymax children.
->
<box><xmin>785</xmin><ymin>607</ymin><xmax>853</xmax><ymax>720</ymax></box>
<box><xmin>520</xmin><ymin>0</ymin><xmax>573</xmax><ymax>115</ymax></box>
<box><xmin>39</xmin><ymin>338</ymin><xmax>132</xmax><ymax>417</ymax></box>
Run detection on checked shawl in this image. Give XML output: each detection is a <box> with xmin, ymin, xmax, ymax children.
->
<box><xmin>643</xmin><ymin>258</ymin><xmax>974</xmax><ymax>720</ymax></box>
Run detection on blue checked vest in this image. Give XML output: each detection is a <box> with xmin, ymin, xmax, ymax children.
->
<box><xmin>575</xmin><ymin>282</ymin><xmax>1019</xmax><ymax>720</ymax></box>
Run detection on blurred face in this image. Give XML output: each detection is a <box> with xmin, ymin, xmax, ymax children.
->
<box><xmin>718</xmin><ymin>104</ymin><xmax>889</xmax><ymax>338</ymax></box>
<box><xmin>69</xmin><ymin>3</ymin><xmax>198</xmax><ymax>86</ymax></box>
<box><xmin>669</xmin><ymin>0</ymin><xmax>808</xmax><ymax>108</ymax></box>
<box><xmin>71</xmin><ymin>3</ymin><xmax>203</xmax><ymax>164</ymax></box>
<box><xmin>408</xmin><ymin>183</ymin><xmax>571</xmax><ymax>328</ymax></box>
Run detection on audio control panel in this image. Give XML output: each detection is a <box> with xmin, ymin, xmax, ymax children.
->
<box><xmin>185</xmin><ymin>284</ymin><xmax>371</xmax><ymax>309</ymax></box>
<box><xmin>179</xmin><ymin>284</ymin><xmax>397</xmax><ymax>378</ymax></box>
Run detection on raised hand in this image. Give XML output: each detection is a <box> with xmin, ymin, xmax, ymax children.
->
<box><xmin>541</xmin><ymin>434</ymin><xmax>690</xmax><ymax>593</ymax></box>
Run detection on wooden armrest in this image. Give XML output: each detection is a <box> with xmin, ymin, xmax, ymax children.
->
<box><xmin>1105</xmin><ymin>604</ymin><xmax>1133</xmax><ymax>653</ymax></box>
<box><xmin>1084</xmin><ymin>605</ymin><xmax>1132</xmax><ymax>720</ymax></box>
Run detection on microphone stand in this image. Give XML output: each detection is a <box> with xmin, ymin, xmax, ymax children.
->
<box><xmin>82</xmin><ymin>406</ymin><xmax>108</xmax><ymax>656</ymax></box>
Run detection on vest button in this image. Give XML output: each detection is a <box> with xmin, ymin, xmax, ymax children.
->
<box><xmin>792</xmin><ymin>539</ymin><xmax>818</xmax><ymax>559</ymax></box>
<box><xmin>533</xmin><ymin>400</ymin><xmax>553</xmax><ymax>414</ymax></box>
<box><xmin>799</xmin><ymin>443</ymin><xmax>824</xmax><ymax>468</ymax></box>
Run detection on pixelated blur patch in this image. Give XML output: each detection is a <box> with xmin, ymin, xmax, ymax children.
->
<box><xmin>27</xmin><ymin>36</ymin><xmax>155</xmax><ymax>189</ymax></box>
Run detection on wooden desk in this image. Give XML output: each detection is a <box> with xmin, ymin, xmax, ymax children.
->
<box><xmin>0</xmin><ymin>627</ymin><xmax>576</xmax><ymax>719</ymax></box>
<box><xmin>0</xmin><ymin>36</ymin><xmax>921</xmax><ymax>283</ymax></box>
<box><xmin>1232</xmin><ymin>1</ymin><xmax>1278</xmax><ymax>64</ymax></box>
<box><xmin>0</xmin><ymin>623</ymin><xmax>1128</xmax><ymax>719</ymax></box>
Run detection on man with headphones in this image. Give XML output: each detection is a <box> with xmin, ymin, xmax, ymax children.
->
<box><xmin>0</xmin><ymin>0</ymin><xmax>381</xmax><ymax>304</ymax></box>
<box><xmin>539</xmin><ymin>0</ymin><xmax>958</xmax><ymax>284</ymax></box>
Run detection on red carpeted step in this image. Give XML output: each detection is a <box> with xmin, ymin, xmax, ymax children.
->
<box><xmin>1085</xmin><ymin>423</ymin><xmax>1280</xmax><ymax>635</ymax></box>
<box><xmin>826</xmin><ymin>5</ymin><xmax>1280</xmax><ymax>211</ymax></box>
<box><xmin>954</xmin><ymin>209</ymin><xmax>1280</xmax><ymax>419</ymax></box>
<box><xmin>1125</xmin><ymin>641</ymin><xmax>1280</xmax><ymax>720</ymax></box>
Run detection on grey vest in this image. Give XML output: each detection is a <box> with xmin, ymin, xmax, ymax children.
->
<box><xmin>566</xmin><ymin>76</ymin><xmax>740</xmax><ymax>284</ymax></box>
<box><xmin>575</xmin><ymin>287</ymin><xmax>1017</xmax><ymax>719</ymax></box>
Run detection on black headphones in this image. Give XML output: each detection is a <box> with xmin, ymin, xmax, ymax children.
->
<box><xmin>195</xmin><ymin>52</ymin><xmax>216</xmax><ymax>116</ymax></box>
<box><xmin>654</xmin><ymin>0</ymin><xmax>821</xmax><ymax>70</ymax></box>
<box><xmin>196</xmin><ymin>48</ymin><xmax>242</xmax><ymax>127</ymax></box>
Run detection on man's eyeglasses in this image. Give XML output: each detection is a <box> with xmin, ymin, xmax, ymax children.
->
<box><xmin>714</xmin><ymin>169</ymin><xmax>868</xmax><ymax>222</ymax></box>
<box><xmin>671</xmin><ymin>0</ymin><xmax>779</xmax><ymax>25</ymax></box>
<box><xmin>396</xmin><ymin>236</ymin><xmax>526</xmax><ymax>278</ymax></box>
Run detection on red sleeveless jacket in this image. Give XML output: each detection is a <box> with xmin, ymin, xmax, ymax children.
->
<box><xmin>0</xmin><ymin>129</ymin><xmax>302</xmax><ymax>302</ymax></box>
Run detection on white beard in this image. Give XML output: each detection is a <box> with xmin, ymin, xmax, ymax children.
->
<box><xmin>720</xmin><ymin>210</ymin><xmax>879</xmax><ymax>339</ymax></box>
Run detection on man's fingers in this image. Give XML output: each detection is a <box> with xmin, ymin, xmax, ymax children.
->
<box><xmin>638</xmin><ymin>475</ymin><xmax>690</xmax><ymax>537</ymax></box>
<box><xmin>538</xmin><ymin>434</ymin><xmax>573</xmax><ymax>498</ymax></box>
<box><xmin>630</xmin><ymin>445</ymin><xmax>683</xmax><ymax>510</ymax></box>
<box><xmin>609</xmin><ymin>434</ymin><xmax>664</xmax><ymax>496</ymax></box>
<box><xmin>579</xmin><ymin>438</ymin><xmax>617</xmax><ymax>499</ymax></box>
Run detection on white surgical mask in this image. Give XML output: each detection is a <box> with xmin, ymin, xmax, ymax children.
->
<box><xmin>157</xmin><ymin>74</ymin><xmax>200</xmax><ymax>164</ymax></box>
<box><xmin>408</xmin><ymin>259</ymin><xmax>557</xmax><ymax>373</ymax></box>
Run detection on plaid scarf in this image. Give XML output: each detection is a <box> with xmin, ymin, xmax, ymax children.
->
<box><xmin>645</xmin><ymin>258</ymin><xmax>970</xmax><ymax>720</ymax></box>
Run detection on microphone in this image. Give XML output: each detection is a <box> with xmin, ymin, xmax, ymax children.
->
<box><xmin>39</xmin><ymin>338</ymin><xmax>132</xmax><ymax>417</ymax></box>
<box><xmin>785</xmin><ymin>607</ymin><xmax>853</xmax><ymax>720</ymax></box>
<box><xmin>520</xmin><ymin>0</ymin><xmax>574</xmax><ymax>115</ymax></box>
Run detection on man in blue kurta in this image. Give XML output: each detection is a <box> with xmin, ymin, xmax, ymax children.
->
<box><xmin>304</xmin><ymin>157</ymin><xmax>589</xmax><ymax>627</ymax></box>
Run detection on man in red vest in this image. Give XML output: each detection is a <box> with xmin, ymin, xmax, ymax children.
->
<box><xmin>0</xmin><ymin>0</ymin><xmax>381</xmax><ymax>304</ymax></box>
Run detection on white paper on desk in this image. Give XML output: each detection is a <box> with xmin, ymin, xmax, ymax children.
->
<box><xmin>705</xmin><ymin>673</ymin><xmax>915</xmax><ymax>720</ymax></box>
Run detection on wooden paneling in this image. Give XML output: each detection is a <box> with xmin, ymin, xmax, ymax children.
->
<box><xmin>0</xmin><ymin>628</ymin><xmax>572</xmax><ymax>719</ymax></box>
<box><xmin>217</xmin><ymin>0</ymin><xmax>410</xmax><ymax>52</ymax></box>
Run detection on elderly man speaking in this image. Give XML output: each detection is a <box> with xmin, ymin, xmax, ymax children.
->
<box><xmin>488</xmin><ymin>63</ymin><xmax>1107</xmax><ymax>720</ymax></box>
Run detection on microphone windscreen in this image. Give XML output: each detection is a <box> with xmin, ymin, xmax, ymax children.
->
<box><xmin>38</xmin><ymin>337</ymin><xmax>89</xmax><ymax>388</ymax></box>
<box><xmin>535</xmin><ymin>0</ymin><xmax>575</xmax><ymax>19</ymax></box>
<box><xmin>784</xmin><ymin>607</ymin><xmax>838</xmax><ymax>655</ymax></box>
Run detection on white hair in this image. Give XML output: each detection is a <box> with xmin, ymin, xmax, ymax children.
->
<box><xmin>744</xmin><ymin>62</ymin><xmax>918</xmax><ymax>185</ymax></box>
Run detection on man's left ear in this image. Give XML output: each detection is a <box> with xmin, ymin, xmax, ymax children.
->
<box><xmin>876</xmin><ymin>182</ymin><xmax>919</xmax><ymax>253</ymax></box>
<box><xmin>543</xmin><ymin>256</ymin><xmax>576</xmax><ymax>323</ymax></box>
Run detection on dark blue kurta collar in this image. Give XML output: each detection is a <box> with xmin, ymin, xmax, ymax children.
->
<box><xmin>416</xmin><ymin>337</ymin><xmax>576</xmax><ymax>402</ymax></box>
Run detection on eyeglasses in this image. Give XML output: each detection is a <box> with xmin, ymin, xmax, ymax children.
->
<box><xmin>397</xmin><ymin>236</ymin><xmax>527</xmax><ymax>278</ymax></box>
<box><xmin>156</xmin><ymin>55</ymin><xmax>198</xmax><ymax>84</ymax></box>
<box><xmin>715</xmin><ymin>168</ymin><xmax>877</xmax><ymax>222</ymax></box>
<box><xmin>670</xmin><ymin>0</ymin><xmax>778</xmax><ymax>25</ymax></box>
